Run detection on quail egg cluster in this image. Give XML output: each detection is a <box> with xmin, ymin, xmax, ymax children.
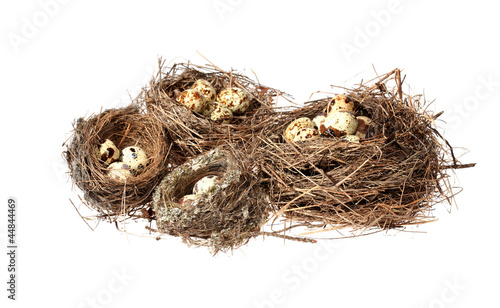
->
<box><xmin>176</xmin><ymin>79</ymin><xmax>251</xmax><ymax>124</ymax></box>
<box><xmin>177</xmin><ymin>175</ymin><xmax>222</xmax><ymax>208</ymax></box>
<box><xmin>94</xmin><ymin>139</ymin><xmax>150</xmax><ymax>182</ymax></box>
<box><xmin>284</xmin><ymin>95</ymin><xmax>375</xmax><ymax>143</ymax></box>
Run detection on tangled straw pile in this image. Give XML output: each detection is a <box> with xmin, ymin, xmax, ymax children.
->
<box><xmin>64</xmin><ymin>105</ymin><xmax>172</xmax><ymax>218</ymax></box>
<box><xmin>256</xmin><ymin>69</ymin><xmax>474</xmax><ymax>235</ymax></box>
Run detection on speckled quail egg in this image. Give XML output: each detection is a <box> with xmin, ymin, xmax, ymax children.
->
<box><xmin>178</xmin><ymin>194</ymin><xmax>199</xmax><ymax>208</ymax></box>
<box><xmin>94</xmin><ymin>139</ymin><xmax>120</xmax><ymax>165</ymax></box>
<box><xmin>341</xmin><ymin>135</ymin><xmax>360</xmax><ymax>143</ymax></box>
<box><xmin>284</xmin><ymin>117</ymin><xmax>316</xmax><ymax>142</ymax></box>
<box><xmin>293</xmin><ymin>127</ymin><xmax>320</xmax><ymax>142</ymax></box>
<box><xmin>121</xmin><ymin>146</ymin><xmax>149</xmax><ymax>171</ymax></box>
<box><xmin>107</xmin><ymin>162</ymin><xmax>133</xmax><ymax>182</ymax></box>
<box><xmin>217</xmin><ymin>87</ymin><xmax>250</xmax><ymax>114</ymax></box>
<box><xmin>326</xmin><ymin>95</ymin><xmax>355</xmax><ymax>114</ymax></box>
<box><xmin>191</xmin><ymin>79</ymin><xmax>217</xmax><ymax>103</ymax></box>
<box><xmin>176</xmin><ymin>89</ymin><xmax>208</xmax><ymax>113</ymax></box>
<box><xmin>355</xmin><ymin>116</ymin><xmax>374</xmax><ymax>139</ymax></box>
<box><xmin>322</xmin><ymin>111</ymin><xmax>358</xmax><ymax>137</ymax></box>
<box><xmin>211</xmin><ymin>104</ymin><xmax>233</xmax><ymax>124</ymax></box>
<box><xmin>312</xmin><ymin>112</ymin><xmax>327</xmax><ymax>130</ymax></box>
<box><xmin>193</xmin><ymin>175</ymin><xmax>221</xmax><ymax>195</ymax></box>
<box><xmin>202</xmin><ymin>103</ymin><xmax>216</xmax><ymax>117</ymax></box>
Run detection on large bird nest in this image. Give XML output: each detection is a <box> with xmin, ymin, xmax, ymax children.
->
<box><xmin>255</xmin><ymin>69</ymin><xmax>474</xmax><ymax>236</ymax></box>
<box><xmin>64</xmin><ymin>105</ymin><xmax>173</xmax><ymax>219</ymax></box>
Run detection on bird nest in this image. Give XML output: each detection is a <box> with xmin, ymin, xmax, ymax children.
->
<box><xmin>255</xmin><ymin>69</ymin><xmax>474</xmax><ymax>235</ymax></box>
<box><xmin>64</xmin><ymin>105</ymin><xmax>173</xmax><ymax>218</ymax></box>
<box><xmin>152</xmin><ymin>145</ymin><xmax>270</xmax><ymax>254</ymax></box>
<box><xmin>140</xmin><ymin>60</ymin><xmax>288</xmax><ymax>162</ymax></box>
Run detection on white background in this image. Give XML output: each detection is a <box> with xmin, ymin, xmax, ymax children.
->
<box><xmin>1</xmin><ymin>1</ymin><xmax>498</xmax><ymax>307</ymax></box>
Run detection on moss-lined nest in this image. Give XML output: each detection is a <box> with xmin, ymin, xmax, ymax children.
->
<box><xmin>256</xmin><ymin>69</ymin><xmax>474</xmax><ymax>235</ymax></box>
<box><xmin>141</xmin><ymin>61</ymin><xmax>288</xmax><ymax>161</ymax></box>
<box><xmin>152</xmin><ymin>145</ymin><xmax>269</xmax><ymax>254</ymax></box>
<box><xmin>64</xmin><ymin>105</ymin><xmax>173</xmax><ymax>218</ymax></box>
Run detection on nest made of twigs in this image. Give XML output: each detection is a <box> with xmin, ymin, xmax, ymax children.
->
<box><xmin>255</xmin><ymin>69</ymin><xmax>474</xmax><ymax>235</ymax></box>
<box><xmin>64</xmin><ymin>104</ymin><xmax>173</xmax><ymax>218</ymax></box>
<box><xmin>141</xmin><ymin>60</ymin><xmax>288</xmax><ymax>162</ymax></box>
<box><xmin>152</xmin><ymin>145</ymin><xmax>270</xmax><ymax>254</ymax></box>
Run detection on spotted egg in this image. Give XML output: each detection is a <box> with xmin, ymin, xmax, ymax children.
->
<box><xmin>193</xmin><ymin>175</ymin><xmax>221</xmax><ymax>195</ymax></box>
<box><xmin>178</xmin><ymin>194</ymin><xmax>199</xmax><ymax>208</ymax></box>
<box><xmin>94</xmin><ymin>139</ymin><xmax>120</xmax><ymax>165</ymax></box>
<box><xmin>202</xmin><ymin>102</ymin><xmax>216</xmax><ymax>117</ymax></box>
<box><xmin>355</xmin><ymin>116</ymin><xmax>374</xmax><ymax>139</ymax></box>
<box><xmin>312</xmin><ymin>112</ymin><xmax>327</xmax><ymax>130</ymax></box>
<box><xmin>293</xmin><ymin>127</ymin><xmax>320</xmax><ymax>142</ymax></box>
<box><xmin>326</xmin><ymin>95</ymin><xmax>355</xmax><ymax>114</ymax></box>
<box><xmin>191</xmin><ymin>79</ymin><xmax>217</xmax><ymax>103</ymax></box>
<box><xmin>107</xmin><ymin>162</ymin><xmax>133</xmax><ymax>182</ymax></box>
<box><xmin>322</xmin><ymin>111</ymin><xmax>358</xmax><ymax>137</ymax></box>
<box><xmin>284</xmin><ymin>117</ymin><xmax>316</xmax><ymax>142</ymax></box>
<box><xmin>211</xmin><ymin>104</ymin><xmax>233</xmax><ymax>124</ymax></box>
<box><xmin>176</xmin><ymin>89</ymin><xmax>208</xmax><ymax>113</ymax></box>
<box><xmin>217</xmin><ymin>87</ymin><xmax>250</xmax><ymax>114</ymax></box>
<box><xmin>121</xmin><ymin>146</ymin><xmax>149</xmax><ymax>171</ymax></box>
<box><xmin>341</xmin><ymin>135</ymin><xmax>360</xmax><ymax>143</ymax></box>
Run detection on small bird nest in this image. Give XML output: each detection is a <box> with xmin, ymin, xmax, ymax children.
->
<box><xmin>152</xmin><ymin>145</ymin><xmax>269</xmax><ymax>254</ymax></box>
<box><xmin>256</xmin><ymin>69</ymin><xmax>474</xmax><ymax>235</ymax></box>
<box><xmin>64</xmin><ymin>105</ymin><xmax>173</xmax><ymax>218</ymax></box>
<box><xmin>141</xmin><ymin>60</ymin><xmax>288</xmax><ymax>161</ymax></box>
